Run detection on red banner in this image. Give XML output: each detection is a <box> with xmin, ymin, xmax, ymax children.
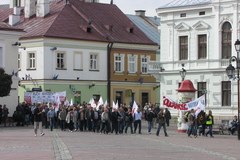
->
<box><xmin>163</xmin><ymin>96</ymin><xmax>188</xmax><ymax>110</ymax></box>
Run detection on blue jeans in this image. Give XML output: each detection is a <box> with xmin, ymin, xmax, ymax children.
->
<box><xmin>148</xmin><ymin>121</ymin><xmax>153</xmax><ymax>133</ymax></box>
<box><xmin>206</xmin><ymin>125</ymin><xmax>213</xmax><ymax>137</ymax></box>
<box><xmin>49</xmin><ymin>117</ymin><xmax>55</xmax><ymax>131</ymax></box>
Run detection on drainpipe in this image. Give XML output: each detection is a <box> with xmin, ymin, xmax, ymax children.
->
<box><xmin>107</xmin><ymin>42</ymin><xmax>113</xmax><ymax>105</ymax></box>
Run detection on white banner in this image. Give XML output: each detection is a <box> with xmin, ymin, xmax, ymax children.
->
<box><xmin>24</xmin><ymin>91</ymin><xmax>66</xmax><ymax>104</ymax></box>
<box><xmin>163</xmin><ymin>95</ymin><xmax>205</xmax><ymax>111</ymax></box>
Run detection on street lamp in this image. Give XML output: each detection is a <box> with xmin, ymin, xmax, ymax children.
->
<box><xmin>179</xmin><ymin>65</ymin><xmax>187</xmax><ymax>81</ymax></box>
<box><xmin>225</xmin><ymin>39</ymin><xmax>240</xmax><ymax>140</ymax></box>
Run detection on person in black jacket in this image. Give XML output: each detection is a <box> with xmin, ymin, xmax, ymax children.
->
<box><xmin>125</xmin><ymin>108</ymin><xmax>133</xmax><ymax>134</ymax></box>
<box><xmin>33</xmin><ymin>103</ymin><xmax>45</xmax><ymax>137</ymax></box>
<box><xmin>110</xmin><ymin>108</ymin><xmax>122</xmax><ymax>134</ymax></box>
<box><xmin>146</xmin><ymin>108</ymin><xmax>155</xmax><ymax>134</ymax></box>
<box><xmin>164</xmin><ymin>108</ymin><xmax>171</xmax><ymax>127</ymax></box>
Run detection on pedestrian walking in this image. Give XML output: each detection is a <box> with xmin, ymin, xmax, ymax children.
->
<box><xmin>205</xmin><ymin>110</ymin><xmax>214</xmax><ymax>138</ymax></box>
<box><xmin>58</xmin><ymin>107</ymin><xmax>67</xmax><ymax>131</ymax></box>
<box><xmin>187</xmin><ymin>109</ymin><xmax>197</xmax><ymax>138</ymax></box>
<box><xmin>156</xmin><ymin>108</ymin><xmax>168</xmax><ymax>137</ymax></box>
<box><xmin>164</xmin><ymin>108</ymin><xmax>171</xmax><ymax>127</ymax></box>
<box><xmin>47</xmin><ymin>107</ymin><xmax>55</xmax><ymax>131</ymax></box>
<box><xmin>33</xmin><ymin>103</ymin><xmax>45</xmax><ymax>136</ymax></box>
<box><xmin>125</xmin><ymin>108</ymin><xmax>133</xmax><ymax>134</ymax></box>
<box><xmin>100</xmin><ymin>107</ymin><xmax>110</xmax><ymax>134</ymax></box>
<box><xmin>146</xmin><ymin>108</ymin><xmax>155</xmax><ymax>134</ymax></box>
<box><xmin>133</xmin><ymin>108</ymin><xmax>142</xmax><ymax>134</ymax></box>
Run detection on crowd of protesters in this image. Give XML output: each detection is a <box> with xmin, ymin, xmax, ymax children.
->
<box><xmin>184</xmin><ymin>108</ymin><xmax>240</xmax><ymax>138</ymax></box>
<box><xmin>2</xmin><ymin>101</ymin><xmax>174</xmax><ymax>137</ymax></box>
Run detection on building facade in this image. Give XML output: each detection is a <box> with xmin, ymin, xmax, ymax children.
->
<box><xmin>150</xmin><ymin>0</ymin><xmax>240</xmax><ymax>118</ymax></box>
<box><xmin>0</xmin><ymin>22</ymin><xmax>23</xmax><ymax>115</ymax></box>
<box><xmin>0</xmin><ymin>0</ymin><xmax>158</xmax><ymax>107</ymax></box>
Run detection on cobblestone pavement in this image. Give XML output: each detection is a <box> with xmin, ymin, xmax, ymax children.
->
<box><xmin>0</xmin><ymin>124</ymin><xmax>239</xmax><ymax>160</ymax></box>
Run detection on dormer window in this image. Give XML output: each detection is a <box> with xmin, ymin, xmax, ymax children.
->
<box><xmin>87</xmin><ymin>26</ymin><xmax>91</xmax><ymax>33</ymax></box>
<box><xmin>199</xmin><ymin>11</ymin><xmax>205</xmax><ymax>16</ymax></box>
<box><xmin>180</xmin><ymin>13</ymin><xmax>186</xmax><ymax>17</ymax></box>
<box><xmin>127</xmin><ymin>27</ymin><xmax>134</xmax><ymax>33</ymax></box>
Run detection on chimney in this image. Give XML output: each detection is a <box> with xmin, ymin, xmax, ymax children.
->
<box><xmin>9</xmin><ymin>7</ymin><xmax>21</xmax><ymax>26</ymax></box>
<box><xmin>36</xmin><ymin>0</ymin><xmax>50</xmax><ymax>17</ymax></box>
<box><xmin>10</xmin><ymin>0</ymin><xmax>24</xmax><ymax>8</ymax></box>
<box><xmin>25</xmin><ymin>0</ymin><xmax>37</xmax><ymax>18</ymax></box>
<box><xmin>135</xmin><ymin>10</ymin><xmax>146</xmax><ymax>17</ymax></box>
<box><xmin>10</xmin><ymin>0</ymin><xmax>15</xmax><ymax>8</ymax></box>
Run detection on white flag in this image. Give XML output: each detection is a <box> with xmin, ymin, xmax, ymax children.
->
<box><xmin>132</xmin><ymin>101</ymin><xmax>138</xmax><ymax>115</ymax></box>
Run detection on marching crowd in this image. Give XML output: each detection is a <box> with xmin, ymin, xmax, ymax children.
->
<box><xmin>1</xmin><ymin>101</ymin><xmax>239</xmax><ymax>138</ymax></box>
<box><xmin>31</xmin><ymin>102</ymin><xmax>172</xmax><ymax>137</ymax></box>
<box><xmin>8</xmin><ymin>101</ymin><xmax>172</xmax><ymax>137</ymax></box>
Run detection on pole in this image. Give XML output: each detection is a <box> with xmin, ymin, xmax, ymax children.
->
<box><xmin>107</xmin><ymin>42</ymin><xmax>113</xmax><ymax>105</ymax></box>
<box><xmin>238</xmin><ymin>78</ymin><xmax>240</xmax><ymax>140</ymax></box>
<box><xmin>237</xmin><ymin>49</ymin><xmax>240</xmax><ymax>140</ymax></box>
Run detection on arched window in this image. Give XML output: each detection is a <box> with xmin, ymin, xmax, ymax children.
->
<box><xmin>222</xmin><ymin>22</ymin><xmax>232</xmax><ymax>59</ymax></box>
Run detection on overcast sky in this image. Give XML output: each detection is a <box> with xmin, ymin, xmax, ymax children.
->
<box><xmin>0</xmin><ymin>0</ymin><xmax>169</xmax><ymax>16</ymax></box>
<box><xmin>100</xmin><ymin>0</ymin><xmax>169</xmax><ymax>16</ymax></box>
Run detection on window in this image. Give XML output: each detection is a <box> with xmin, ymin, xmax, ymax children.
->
<box><xmin>197</xmin><ymin>82</ymin><xmax>206</xmax><ymax>98</ymax></box>
<box><xmin>90</xmin><ymin>54</ymin><xmax>98</xmax><ymax>70</ymax></box>
<box><xmin>56</xmin><ymin>52</ymin><xmax>65</xmax><ymax>69</ymax></box>
<box><xmin>198</xmin><ymin>34</ymin><xmax>207</xmax><ymax>59</ymax></box>
<box><xmin>115</xmin><ymin>91</ymin><xmax>123</xmax><ymax>105</ymax></box>
<box><xmin>222</xmin><ymin>81</ymin><xmax>231</xmax><ymax>106</ymax></box>
<box><xmin>16</xmin><ymin>0</ymin><xmax>21</xmax><ymax>7</ymax></box>
<box><xmin>141</xmin><ymin>56</ymin><xmax>148</xmax><ymax>74</ymax></box>
<box><xmin>179</xmin><ymin>36</ymin><xmax>188</xmax><ymax>60</ymax></box>
<box><xmin>180</xmin><ymin>13</ymin><xmax>186</xmax><ymax>17</ymax></box>
<box><xmin>73</xmin><ymin>52</ymin><xmax>83</xmax><ymax>70</ymax></box>
<box><xmin>222</xmin><ymin>22</ymin><xmax>232</xmax><ymax>59</ymax></box>
<box><xmin>199</xmin><ymin>11</ymin><xmax>205</xmax><ymax>15</ymax></box>
<box><xmin>18</xmin><ymin>53</ymin><xmax>21</xmax><ymax>70</ymax></box>
<box><xmin>128</xmin><ymin>54</ymin><xmax>137</xmax><ymax>73</ymax></box>
<box><xmin>114</xmin><ymin>54</ymin><xmax>124</xmax><ymax>72</ymax></box>
<box><xmin>28</xmin><ymin>52</ymin><xmax>36</xmax><ymax>69</ymax></box>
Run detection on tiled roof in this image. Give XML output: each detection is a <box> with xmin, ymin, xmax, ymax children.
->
<box><xmin>0</xmin><ymin>6</ymin><xmax>13</xmax><ymax>22</ymax></box>
<box><xmin>0</xmin><ymin>0</ymin><xmax>156</xmax><ymax>45</ymax></box>
<box><xmin>160</xmin><ymin>0</ymin><xmax>211</xmax><ymax>8</ymax></box>
<box><xmin>0</xmin><ymin>22</ymin><xmax>23</xmax><ymax>32</ymax></box>
<box><xmin>127</xmin><ymin>14</ymin><xmax>160</xmax><ymax>45</ymax></box>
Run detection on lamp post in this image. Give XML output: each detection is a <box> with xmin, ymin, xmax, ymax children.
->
<box><xmin>226</xmin><ymin>39</ymin><xmax>240</xmax><ymax>140</ymax></box>
<box><xmin>179</xmin><ymin>66</ymin><xmax>187</xmax><ymax>81</ymax></box>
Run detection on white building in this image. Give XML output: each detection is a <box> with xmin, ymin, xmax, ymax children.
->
<box><xmin>152</xmin><ymin>0</ymin><xmax>240</xmax><ymax>119</ymax></box>
<box><xmin>0</xmin><ymin>22</ymin><xmax>23</xmax><ymax>115</ymax></box>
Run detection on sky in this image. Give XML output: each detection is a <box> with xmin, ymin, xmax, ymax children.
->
<box><xmin>100</xmin><ymin>0</ymin><xmax>169</xmax><ymax>16</ymax></box>
<box><xmin>0</xmin><ymin>0</ymin><xmax>169</xmax><ymax>17</ymax></box>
